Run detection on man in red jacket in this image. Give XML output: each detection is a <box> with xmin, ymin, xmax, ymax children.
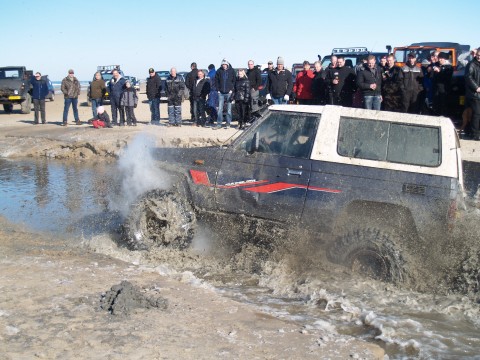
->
<box><xmin>293</xmin><ymin>61</ymin><xmax>314</xmax><ymax>104</ymax></box>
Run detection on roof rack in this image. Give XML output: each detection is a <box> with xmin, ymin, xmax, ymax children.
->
<box><xmin>97</xmin><ymin>65</ymin><xmax>121</xmax><ymax>71</ymax></box>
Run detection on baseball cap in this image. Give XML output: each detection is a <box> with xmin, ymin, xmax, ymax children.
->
<box><xmin>268</xmin><ymin>60</ymin><xmax>273</xmax><ymax>65</ymax></box>
<box><xmin>149</xmin><ymin>67</ymin><xmax>155</xmax><ymax>73</ymax></box>
<box><xmin>68</xmin><ymin>69</ymin><xmax>74</xmax><ymax>74</ymax></box>
<box><xmin>407</xmin><ymin>52</ymin><xmax>416</xmax><ymax>58</ymax></box>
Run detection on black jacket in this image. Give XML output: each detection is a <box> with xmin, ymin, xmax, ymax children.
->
<box><xmin>192</xmin><ymin>78</ymin><xmax>210</xmax><ymax>100</ymax></box>
<box><xmin>185</xmin><ymin>68</ymin><xmax>199</xmax><ymax>91</ymax></box>
<box><xmin>356</xmin><ymin>65</ymin><xmax>382</xmax><ymax>96</ymax></box>
<box><xmin>466</xmin><ymin>58</ymin><xmax>480</xmax><ymax>100</ymax></box>
<box><xmin>382</xmin><ymin>65</ymin><xmax>402</xmax><ymax>95</ymax></box>
<box><xmin>233</xmin><ymin>76</ymin><xmax>251</xmax><ymax>102</ymax></box>
<box><xmin>325</xmin><ymin>65</ymin><xmax>356</xmax><ymax>95</ymax></box>
<box><xmin>401</xmin><ymin>63</ymin><xmax>424</xmax><ymax>95</ymax></box>
<box><xmin>312</xmin><ymin>70</ymin><xmax>326</xmax><ymax>103</ymax></box>
<box><xmin>432</xmin><ymin>63</ymin><xmax>453</xmax><ymax>95</ymax></box>
<box><xmin>165</xmin><ymin>75</ymin><xmax>185</xmax><ymax>103</ymax></box>
<box><xmin>146</xmin><ymin>74</ymin><xmax>162</xmax><ymax>99</ymax></box>
<box><xmin>267</xmin><ymin>68</ymin><xmax>293</xmax><ymax>98</ymax></box>
<box><xmin>246</xmin><ymin>67</ymin><xmax>262</xmax><ymax>90</ymax></box>
<box><xmin>215</xmin><ymin>66</ymin><xmax>236</xmax><ymax>94</ymax></box>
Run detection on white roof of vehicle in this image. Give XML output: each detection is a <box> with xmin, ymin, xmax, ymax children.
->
<box><xmin>269</xmin><ymin>105</ymin><xmax>461</xmax><ymax>179</ymax></box>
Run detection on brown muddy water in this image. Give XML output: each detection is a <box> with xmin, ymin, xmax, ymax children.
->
<box><xmin>1</xmin><ymin>155</ymin><xmax>480</xmax><ymax>359</ymax></box>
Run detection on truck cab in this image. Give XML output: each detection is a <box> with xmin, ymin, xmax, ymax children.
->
<box><xmin>0</xmin><ymin>66</ymin><xmax>33</xmax><ymax>114</ymax></box>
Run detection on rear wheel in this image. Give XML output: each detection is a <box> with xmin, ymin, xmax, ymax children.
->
<box><xmin>3</xmin><ymin>104</ymin><xmax>13</xmax><ymax>113</ymax></box>
<box><xmin>122</xmin><ymin>189</ymin><xmax>196</xmax><ymax>251</ymax></box>
<box><xmin>327</xmin><ymin>228</ymin><xmax>407</xmax><ymax>283</ymax></box>
<box><xmin>20</xmin><ymin>94</ymin><xmax>31</xmax><ymax>114</ymax></box>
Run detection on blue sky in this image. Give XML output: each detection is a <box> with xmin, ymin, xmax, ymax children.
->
<box><xmin>2</xmin><ymin>0</ymin><xmax>478</xmax><ymax>81</ymax></box>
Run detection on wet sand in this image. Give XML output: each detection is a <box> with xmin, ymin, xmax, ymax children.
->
<box><xmin>0</xmin><ymin>218</ymin><xmax>384</xmax><ymax>359</ymax></box>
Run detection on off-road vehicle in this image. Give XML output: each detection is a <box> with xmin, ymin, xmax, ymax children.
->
<box><xmin>123</xmin><ymin>105</ymin><xmax>464</xmax><ymax>283</ymax></box>
<box><xmin>0</xmin><ymin>66</ymin><xmax>33</xmax><ymax>114</ymax></box>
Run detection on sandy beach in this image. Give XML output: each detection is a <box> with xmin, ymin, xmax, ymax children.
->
<box><xmin>0</xmin><ymin>89</ymin><xmax>387</xmax><ymax>359</ymax></box>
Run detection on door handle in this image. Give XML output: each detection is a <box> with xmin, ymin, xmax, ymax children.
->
<box><xmin>287</xmin><ymin>169</ymin><xmax>302</xmax><ymax>176</ymax></box>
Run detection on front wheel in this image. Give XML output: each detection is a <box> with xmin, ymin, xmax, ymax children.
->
<box><xmin>122</xmin><ymin>189</ymin><xmax>196</xmax><ymax>251</ymax></box>
<box><xmin>3</xmin><ymin>104</ymin><xmax>13</xmax><ymax>113</ymax></box>
<box><xmin>327</xmin><ymin>228</ymin><xmax>407</xmax><ymax>284</ymax></box>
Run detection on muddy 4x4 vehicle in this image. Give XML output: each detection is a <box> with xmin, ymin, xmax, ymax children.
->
<box><xmin>124</xmin><ymin>105</ymin><xmax>464</xmax><ymax>283</ymax></box>
<box><xmin>0</xmin><ymin>66</ymin><xmax>33</xmax><ymax>114</ymax></box>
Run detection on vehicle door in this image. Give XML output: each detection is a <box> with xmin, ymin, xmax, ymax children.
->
<box><xmin>215</xmin><ymin>111</ymin><xmax>319</xmax><ymax>222</ymax></box>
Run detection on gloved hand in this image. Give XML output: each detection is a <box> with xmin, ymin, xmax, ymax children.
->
<box><xmin>266</xmin><ymin>94</ymin><xmax>271</xmax><ymax>100</ymax></box>
<box><xmin>284</xmin><ymin>95</ymin><xmax>289</xmax><ymax>102</ymax></box>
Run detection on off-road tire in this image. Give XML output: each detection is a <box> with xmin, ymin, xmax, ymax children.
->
<box><xmin>123</xmin><ymin>189</ymin><xmax>196</xmax><ymax>251</ymax></box>
<box><xmin>20</xmin><ymin>94</ymin><xmax>31</xmax><ymax>114</ymax></box>
<box><xmin>327</xmin><ymin>228</ymin><xmax>407</xmax><ymax>283</ymax></box>
<box><xmin>3</xmin><ymin>104</ymin><xmax>13</xmax><ymax>113</ymax></box>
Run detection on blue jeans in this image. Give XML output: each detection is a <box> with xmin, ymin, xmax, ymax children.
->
<box><xmin>91</xmin><ymin>98</ymin><xmax>102</xmax><ymax>118</ymax></box>
<box><xmin>149</xmin><ymin>98</ymin><xmax>160</xmax><ymax>122</ymax></box>
<box><xmin>217</xmin><ymin>93</ymin><xmax>232</xmax><ymax>126</ymax></box>
<box><xmin>63</xmin><ymin>97</ymin><xmax>79</xmax><ymax>123</ymax></box>
<box><xmin>272</xmin><ymin>96</ymin><xmax>287</xmax><ymax>105</ymax></box>
<box><xmin>364</xmin><ymin>95</ymin><xmax>382</xmax><ymax>110</ymax></box>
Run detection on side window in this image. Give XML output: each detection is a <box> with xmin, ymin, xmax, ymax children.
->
<box><xmin>338</xmin><ymin>118</ymin><xmax>389</xmax><ymax>160</ymax></box>
<box><xmin>337</xmin><ymin>117</ymin><xmax>441</xmax><ymax>167</ymax></box>
<box><xmin>236</xmin><ymin>112</ymin><xmax>319</xmax><ymax>159</ymax></box>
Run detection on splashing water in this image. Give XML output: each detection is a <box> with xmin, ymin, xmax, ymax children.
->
<box><xmin>112</xmin><ymin>134</ymin><xmax>172</xmax><ymax>216</ymax></box>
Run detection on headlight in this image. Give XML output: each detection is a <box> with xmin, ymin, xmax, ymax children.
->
<box><xmin>14</xmin><ymin>90</ymin><xmax>18</xmax><ymax>95</ymax></box>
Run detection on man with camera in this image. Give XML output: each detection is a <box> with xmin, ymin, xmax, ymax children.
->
<box><xmin>325</xmin><ymin>56</ymin><xmax>356</xmax><ymax>106</ymax></box>
<box><xmin>400</xmin><ymin>52</ymin><xmax>424</xmax><ymax>114</ymax></box>
<box><xmin>382</xmin><ymin>54</ymin><xmax>403</xmax><ymax>112</ymax></box>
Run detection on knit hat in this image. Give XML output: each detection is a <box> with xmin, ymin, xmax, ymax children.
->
<box><xmin>97</xmin><ymin>106</ymin><xmax>104</xmax><ymax>114</ymax></box>
<box><xmin>221</xmin><ymin>59</ymin><xmax>229</xmax><ymax>66</ymax></box>
<box><xmin>277</xmin><ymin>57</ymin><xmax>284</xmax><ymax>65</ymax></box>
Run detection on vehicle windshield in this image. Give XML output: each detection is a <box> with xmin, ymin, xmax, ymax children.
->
<box><xmin>235</xmin><ymin>111</ymin><xmax>320</xmax><ymax>159</ymax></box>
<box><xmin>0</xmin><ymin>68</ymin><xmax>23</xmax><ymax>79</ymax></box>
<box><xmin>102</xmin><ymin>73</ymin><xmax>114</xmax><ymax>82</ymax></box>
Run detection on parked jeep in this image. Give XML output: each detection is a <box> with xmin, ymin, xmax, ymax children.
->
<box><xmin>0</xmin><ymin>66</ymin><xmax>33</xmax><ymax>114</ymax></box>
<box><xmin>123</xmin><ymin>105</ymin><xmax>464</xmax><ymax>284</ymax></box>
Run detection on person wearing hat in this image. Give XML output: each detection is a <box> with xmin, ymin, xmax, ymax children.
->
<box><xmin>400</xmin><ymin>52</ymin><xmax>424</xmax><ymax>114</ymax></box>
<box><xmin>431</xmin><ymin>52</ymin><xmax>453</xmax><ymax>117</ymax></box>
<box><xmin>214</xmin><ymin>58</ymin><xmax>236</xmax><ymax>129</ymax></box>
<box><xmin>29</xmin><ymin>72</ymin><xmax>49</xmax><ymax>124</ymax></box>
<box><xmin>266</xmin><ymin>56</ymin><xmax>293</xmax><ymax>105</ymax></box>
<box><xmin>146</xmin><ymin>67</ymin><xmax>162</xmax><ymax>124</ymax></box>
<box><xmin>60</xmin><ymin>69</ymin><xmax>81</xmax><ymax>126</ymax></box>
<box><xmin>93</xmin><ymin>106</ymin><xmax>113</xmax><ymax>128</ymax></box>
<box><xmin>263</xmin><ymin>60</ymin><xmax>274</xmax><ymax>74</ymax></box>
<box><xmin>293</xmin><ymin>61</ymin><xmax>314</xmax><ymax>105</ymax></box>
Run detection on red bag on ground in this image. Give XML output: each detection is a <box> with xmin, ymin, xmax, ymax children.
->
<box><xmin>92</xmin><ymin>120</ymin><xmax>106</xmax><ymax>128</ymax></box>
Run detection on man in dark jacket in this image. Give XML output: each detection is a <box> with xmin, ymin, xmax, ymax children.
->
<box><xmin>400</xmin><ymin>53</ymin><xmax>424</xmax><ymax>114</ymax></box>
<box><xmin>214</xmin><ymin>59</ymin><xmax>236</xmax><ymax>128</ymax></box>
<box><xmin>266</xmin><ymin>56</ymin><xmax>293</xmax><ymax>105</ymax></box>
<box><xmin>108</xmin><ymin>69</ymin><xmax>126</xmax><ymax>126</ymax></box>
<box><xmin>192</xmin><ymin>70</ymin><xmax>210</xmax><ymax>127</ymax></box>
<box><xmin>185</xmin><ymin>62</ymin><xmax>199</xmax><ymax>120</ymax></box>
<box><xmin>312</xmin><ymin>61</ymin><xmax>326</xmax><ymax>105</ymax></box>
<box><xmin>146</xmin><ymin>68</ymin><xmax>161</xmax><ymax>124</ymax></box>
<box><xmin>165</xmin><ymin>67</ymin><xmax>186</xmax><ymax>126</ymax></box>
<box><xmin>30</xmin><ymin>72</ymin><xmax>50</xmax><ymax>124</ymax></box>
<box><xmin>246</xmin><ymin>60</ymin><xmax>262</xmax><ymax>118</ymax></box>
<box><xmin>466</xmin><ymin>49</ymin><xmax>480</xmax><ymax>140</ymax></box>
<box><xmin>431</xmin><ymin>52</ymin><xmax>453</xmax><ymax>117</ymax></box>
<box><xmin>382</xmin><ymin>54</ymin><xmax>403</xmax><ymax>112</ymax></box>
<box><xmin>356</xmin><ymin>55</ymin><xmax>383</xmax><ymax>110</ymax></box>
<box><xmin>325</xmin><ymin>56</ymin><xmax>356</xmax><ymax>106</ymax></box>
